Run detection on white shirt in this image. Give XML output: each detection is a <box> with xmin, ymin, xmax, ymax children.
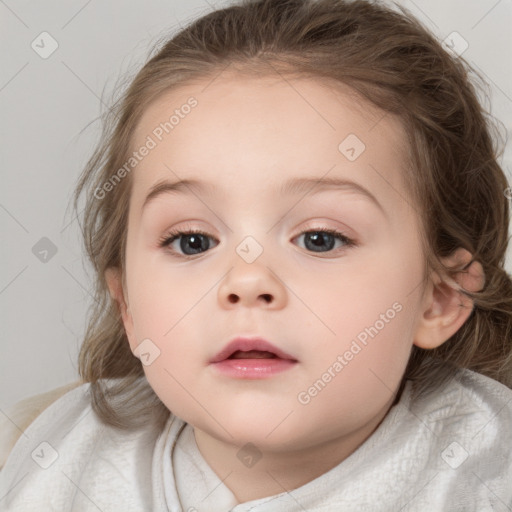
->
<box><xmin>1</xmin><ymin>367</ymin><xmax>511</xmax><ymax>511</ymax></box>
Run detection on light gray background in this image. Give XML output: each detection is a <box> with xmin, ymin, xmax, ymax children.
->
<box><xmin>1</xmin><ymin>0</ymin><xmax>511</xmax><ymax>411</ymax></box>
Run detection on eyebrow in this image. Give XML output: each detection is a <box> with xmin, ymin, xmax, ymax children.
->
<box><xmin>142</xmin><ymin>176</ymin><xmax>386</xmax><ymax>217</ymax></box>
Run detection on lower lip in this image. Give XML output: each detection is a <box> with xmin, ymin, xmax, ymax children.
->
<box><xmin>210</xmin><ymin>358</ymin><xmax>297</xmax><ymax>379</ymax></box>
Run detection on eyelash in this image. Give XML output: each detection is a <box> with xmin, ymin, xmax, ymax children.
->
<box><xmin>158</xmin><ymin>225</ymin><xmax>357</xmax><ymax>258</ymax></box>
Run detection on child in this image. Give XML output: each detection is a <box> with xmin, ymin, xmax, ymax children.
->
<box><xmin>1</xmin><ymin>0</ymin><xmax>512</xmax><ymax>509</ymax></box>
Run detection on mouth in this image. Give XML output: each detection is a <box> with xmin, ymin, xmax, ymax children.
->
<box><xmin>228</xmin><ymin>350</ymin><xmax>279</xmax><ymax>360</ymax></box>
<box><xmin>210</xmin><ymin>343</ymin><xmax>298</xmax><ymax>379</ymax></box>
<box><xmin>209</xmin><ymin>337</ymin><xmax>298</xmax><ymax>364</ymax></box>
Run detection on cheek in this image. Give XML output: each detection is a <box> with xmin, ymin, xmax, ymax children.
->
<box><xmin>295</xmin><ymin>250</ymin><xmax>421</xmax><ymax>394</ymax></box>
<box><xmin>125</xmin><ymin>254</ymin><xmax>208</xmax><ymax>361</ymax></box>
<box><xmin>126</xmin><ymin>256</ymin><xmax>201</xmax><ymax>337</ymax></box>
<box><xmin>296</xmin><ymin>305</ymin><xmax>416</xmax><ymax>433</ymax></box>
<box><xmin>296</xmin><ymin>235</ymin><xmax>420</xmax><ymax>313</ymax></box>
<box><xmin>293</xmin><ymin>262</ymin><xmax>417</xmax><ymax>346</ymax></box>
<box><xmin>310</xmin><ymin>300</ymin><xmax>414</xmax><ymax>386</ymax></box>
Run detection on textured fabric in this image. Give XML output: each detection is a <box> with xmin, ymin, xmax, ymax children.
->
<box><xmin>1</xmin><ymin>368</ymin><xmax>511</xmax><ymax>511</ymax></box>
<box><xmin>0</xmin><ymin>381</ymin><xmax>82</xmax><ymax>471</ymax></box>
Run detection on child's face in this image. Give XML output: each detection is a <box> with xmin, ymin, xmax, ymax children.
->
<box><xmin>113</xmin><ymin>73</ymin><xmax>432</xmax><ymax>453</ymax></box>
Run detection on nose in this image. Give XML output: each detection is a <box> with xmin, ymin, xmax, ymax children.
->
<box><xmin>218</xmin><ymin>260</ymin><xmax>287</xmax><ymax>309</ymax></box>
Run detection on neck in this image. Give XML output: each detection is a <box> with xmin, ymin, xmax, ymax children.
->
<box><xmin>192</xmin><ymin>394</ymin><xmax>396</xmax><ymax>504</ymax></box>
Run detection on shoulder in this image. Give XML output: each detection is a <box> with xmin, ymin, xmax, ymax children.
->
<box><xmin>413</xmin><ymin>367</ymin><xmax>512</xmax><ymax>425</ymax></box>
<box><xmin>0</xmin><ymin>381</ymin><xmax>83</xmax><ymax>470</ymax></box>
<box><xmin>406</xmin><ymin>368</ymin><xmax>512</xmax><ymax>508</ymax></box>
<box><xmin>0</xmin><ymin>379</ymin><xmax>177</xmax><ymax>511</ymax></box>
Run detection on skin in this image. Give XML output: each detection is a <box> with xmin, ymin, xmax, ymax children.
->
<box><xmin>106</xmin><ymin>72</ymin><xmax>484</xmax><ymax>503</ymax></box>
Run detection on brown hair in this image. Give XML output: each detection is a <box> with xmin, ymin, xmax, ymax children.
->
<box><xmin>73</xmin><ymin>0</ymin><xmax>512</xmax><ymax>429</ymax></box>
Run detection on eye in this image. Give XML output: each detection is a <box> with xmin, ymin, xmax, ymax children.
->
<box><xmin>159</xmin><ymin>228</ymin><xmax>218</xmax><ymax>257</ymax></box>
<box><xmin>293</xmin><ymin>228</ymin><xmax>356</xmax><ymax>255</ymax></box>
<box><xmin>158</xmin><ymin>226</ymin><xmax>356</xmax><ymax>258</ymax></box>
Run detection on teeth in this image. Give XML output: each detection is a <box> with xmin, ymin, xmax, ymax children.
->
<box><xmin>229</xmin><ymin>350</ymin><xmax>277</xmax><ymax>360</ymax></box>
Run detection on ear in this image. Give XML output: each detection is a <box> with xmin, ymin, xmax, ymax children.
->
<box><xmin>414</xmin><ymin>248</ymin><xmax>485</xmax><ymax>350</ymax></box>
<box><xmin>105</xmin><ymin>267</ymin><xmax>137</xmax><ymax>351</ymax></box>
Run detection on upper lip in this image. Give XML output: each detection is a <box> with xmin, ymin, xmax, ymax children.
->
<box><xmin>209</xmin><ymin>337</ymin><xmax>298</xmax><ymax>363</ymax></box>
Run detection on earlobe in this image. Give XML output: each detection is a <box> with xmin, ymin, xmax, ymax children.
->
<box><xmin>104</xmin><ymin>267</ymin><xmax>137</xmax><ymax>348</ymax></box>
<box><xmin>414</xmin><ymin>248</ymin><xmax>485</xmax><ymax>350</ymax></box>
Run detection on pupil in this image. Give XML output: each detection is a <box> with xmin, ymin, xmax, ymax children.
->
<box><xmin>306</xmin><ymin>232</ymin><xmax>334</xmax><ymax>252</ymax></box>
<box><xmin>181</xmin><ymin>234</ymin><xmax>208</xmax><ymax>255</ymax></box>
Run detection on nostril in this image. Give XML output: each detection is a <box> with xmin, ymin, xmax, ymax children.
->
<box><xmin>228</xmin><ymin>293</ymin><xmax>239</xmax><ymax>304</ymax></box>
<box><xmin>226</xmin><ymin>293</ymin><xmax>272</xmax><ymax>304</ymax></box>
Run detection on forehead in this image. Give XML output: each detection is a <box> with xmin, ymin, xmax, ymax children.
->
<box><xmin>129</xmin><ymin>73</ymin><xmax>411</xmax><ymax>211</ymax></box>
<box><xmin>134</xmin><ymin>73</ymin><xmax>407</xmax><ymax>145</ymax></box>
